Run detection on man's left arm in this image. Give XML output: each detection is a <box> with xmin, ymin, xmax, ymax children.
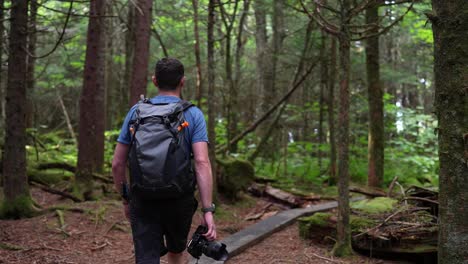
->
<box><xmin>112</xmin><ymin>143</ymin><xmax>130</xmax><ymax>219</ymax></box>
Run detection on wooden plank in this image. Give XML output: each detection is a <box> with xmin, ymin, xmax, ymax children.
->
<box><xmin>189</xmin><ymin>199</ymin><xmax>365</xmax><ymax>264</ymax></box>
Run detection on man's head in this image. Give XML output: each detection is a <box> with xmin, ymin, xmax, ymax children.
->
<box><xmin>153</xmin><ymin>58</ymin><xmax>185</xmax><ymax>91</ymax></box>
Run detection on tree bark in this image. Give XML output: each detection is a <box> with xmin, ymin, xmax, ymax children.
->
<box><xmin>0</xmin><ymin>0</ymin><xmax>5</xmax><ymax>135</ymax></box>
<box><xmin>192</xmin><ymin>0</ymin><xmax>203</xmax><ymax>106</ymax></box>
<box><xmin>129</xmin><ymin>0</ymin><xmax>152</xmax><ymax>106</ymax></box>
<box><xmin>319</xmin><ymin>30</ymin><xmax>328</xmax><ymax>172</ymax></box>
<box><xmin>328</xmin><ymin>38</ymin><xmax>338</xmax><ymax>185</ymax></box>
<box><xmin>76</xmin><ymin>0</ymin><xmax>106</xmax><ymax>200</ymax></box>
<box><xmin>432</xmin><ymin>2</ymin><xmax>468</xmax><ymax>263</ymax></box>
<box><xmin>1</xmin><ymin>0</ymin><xmax>36</xmax><ymax>218</ymax></box>
<box><xmin>366</xmin><ymin>5</ymin><xmax>384</xmax><ymax>188</ymax></box>
<box><xmin>332</xmin><ymin>0</ymin><xmax>353</xmax><ymax>256</ymax></box>
<box><xmin>104</xmin><ymin>1</ymin><xmax>116</xmax><ymax>130</ymax></box>
<box><xmin>26</xmin><ymin>0</ymin><xmax>38</xmax><ymax>129</ymax></box>
<box><xmin>253</xmin><ymin>0</ymin><xmax>269</xmax><ymax>113</ymax></box>
<box><xmin>123</xmin><ymin>3</ymin><xmax>135</xmax><ymax>109</ymax></box>
<box><xmin>207</xmin><ymin>0</ymin><xmax>218</xmax><ymax>197</ymax></box>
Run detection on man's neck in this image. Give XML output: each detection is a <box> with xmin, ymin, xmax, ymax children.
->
<box><xmin>157</xmin><ymin>90</ymin><xmax>180</xmax><ymax>98</ymax></box>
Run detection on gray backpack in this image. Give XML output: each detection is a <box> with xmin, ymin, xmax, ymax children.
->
<box><xmin>128</xmin><ymin>99</ymin><xmax>195</xmax><ymax>200</ymax></box>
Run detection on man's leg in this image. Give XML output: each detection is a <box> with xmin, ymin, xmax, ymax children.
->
<box><xmin>130</xmin><ymin>200</ymin><xmax>163</xmax><ymax>264</ymax></box>
<box><xmin>167</xmin><ymin>252</ymin><xmax>185</xmax><ymax>264</ymax></box>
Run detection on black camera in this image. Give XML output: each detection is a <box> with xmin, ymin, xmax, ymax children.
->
<box><xmin>187</xmin><ymin>225</ymin><xmax>228</xmax><ymax>261</ymax></box>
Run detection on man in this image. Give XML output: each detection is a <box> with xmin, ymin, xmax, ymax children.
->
<box><xmin>112</xmin><ymin>58</ymin><xmax>216</xmax><ymax>264</ymax></box>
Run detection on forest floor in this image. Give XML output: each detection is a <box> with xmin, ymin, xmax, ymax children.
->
<box><xmin>0</xmin><ymin>187</ymin><xmax>410</xmax><ymax>264</ymax></box>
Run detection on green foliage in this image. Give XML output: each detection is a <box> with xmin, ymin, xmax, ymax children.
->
<box><xmin>351</xmin><ymin>197</ymin><xmax>397</xmax><ymax>214</ymax></box>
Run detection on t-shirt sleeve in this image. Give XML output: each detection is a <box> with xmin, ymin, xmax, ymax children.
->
<box><xmin>189</xmin><ymin>107</ymin><xmax>209</xmax><ymax>144</ymax></box>
<box><xmin>117</xmin><ymin>106</ymin><xmax>137</xmax><ymax>145</ymax></box>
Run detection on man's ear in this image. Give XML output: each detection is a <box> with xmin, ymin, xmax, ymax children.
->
<box><xmin>179</xmin><ymin>76</ymin><xmax>186</xmax><ymax>88</ymax></box>
<box><xmin>152</xmin><ymin>76</ymin><xmax>158</xmax><ymax>87</ymax></box>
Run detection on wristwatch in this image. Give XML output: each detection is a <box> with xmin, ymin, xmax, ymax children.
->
<box><xmin>201</xmin><ymin>203</ymin><xmax>216</xmax><ymax>214</ymax></box>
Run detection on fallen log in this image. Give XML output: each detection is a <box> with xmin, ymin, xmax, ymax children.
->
<box><xmin>349</xmin><ymin>186</ymin><xmax>386</xmax><ymax>197</ymax></box>
<box><xmin>264</xmin><ymin>185</ymin><xmax>302</xmax><ymax>207</ymax></box>
<box><xmin>35</xmin><ymin>162</ymin><xmax>113</xmax><ymax>184</ymax></box>
<box><xmin>29</xmin><ymin>180</ymin><xmax>83</xmax><ymax>202</ymax></box>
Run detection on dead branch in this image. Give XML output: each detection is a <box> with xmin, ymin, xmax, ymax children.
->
<box><xmin>387</xmin><ymin>176</ymin><xmax>399</xmax><ymax>197</ymax></box>
<box><xmin>349</xmin><ymin>186</ymin><xmax>386</xmax><ymax>197</ymax></box>
<box><xmin>57</xmin><ymin>92</ymin><xmax>77</xmax><ymax>145</ymax></box>
<box><xmin>30</xmin><ymin>180</ymin><xmax>83</xmax><ymax>202</ymax></box>
<box><xmin>299</xmin><ymin>0</ymin><xmax>340</xmax><ymax>36</ymax></box>
<box><xmin>402</xmin><ymin>197</ymin><xmax>439</xmax><ymax>205</ymax></box>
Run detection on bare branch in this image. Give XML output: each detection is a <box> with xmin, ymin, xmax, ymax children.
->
<box><xmin>299</xmin><ymin>0</ymin><xmax>340</xmax><ymax>36</ymax></box>
<box><xmin>27</xmin><ymin>0</ymin><xmax>74</xmax><ymax>59</ymax></box>
<box><xmin>351</xmin><ymin>1</ymin><xmax>414</xmax><ymax>41</ymax></box>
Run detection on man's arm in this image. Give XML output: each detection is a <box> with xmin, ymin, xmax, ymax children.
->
<box><xmin>112</xmin><ymin>143</ymin><xmax>129</xmax><ymax>204</ymax></box>
<box><xmin>192</xmin><ymin>141</ymin><xmax>216</xmax><ymax>240</ymax></box>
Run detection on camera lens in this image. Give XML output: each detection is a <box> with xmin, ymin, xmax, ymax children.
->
<box><xmin>203</xmin><ymin>241</ymin><xmax>228</xmax><ymax>261</ymax></box>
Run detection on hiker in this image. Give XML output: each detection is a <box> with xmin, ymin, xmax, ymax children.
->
<box><xmin>112</xmin><ymin>58</ymin><xmax>216</xmax><ymax>264</ymax></box>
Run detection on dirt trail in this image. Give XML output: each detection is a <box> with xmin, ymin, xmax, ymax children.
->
<box><xmin>0</xmin><ymin>188</ymin><xmax>403</xmax><ymax>264</ymax></box>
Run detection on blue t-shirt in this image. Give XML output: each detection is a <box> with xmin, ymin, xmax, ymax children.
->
<box><xmin>117</xmin><ymin>95</ymin><xmax>208</xmax><ymax>154</ymax></box>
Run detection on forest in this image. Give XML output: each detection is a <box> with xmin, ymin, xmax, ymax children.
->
<box><xmin>0</xmin><ymin>0</ymin><xmax>466</xmax><ymax>264</ymax></box>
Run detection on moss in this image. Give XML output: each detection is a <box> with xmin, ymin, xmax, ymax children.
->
<box><xmin>0</xmin><ymin>195</ymin><xmax>38</xmax><ymax>219</ymax></box>
<box><xmin>217</xmin><ymin>158</ymin><xmax>255</xmax><ymax>200</ymax></box>
<box><xmin>351</xmin><ymin>197</ymin><xmax>397</xmax><ymax>214</ymax></box>
<box><xmin>28</xmin><ymin>169</ymin><xmax>72</xmax><ymax>185</ymax></box>
<box><xmin>298</xmin><ymin>213</ymin><xmax>333</xmax><ymax>239</ymax></box>
<box><xmin>350</xmin><ymin>216</ymin><xmax>376</xmax><ymax>232</ymax></box>
<box><xmin>72</xmin><ymin>179</ymin><xmax>96</xmax><ymax>201</ymax></box>
<box><xmin>332</xmin><ymin>240</ymin><xmax>354</xmax><ymax>257</ymax></box>
<box><xmin>299</xmin><ymin>212</ymin><xmax>333</xmax><ymax>227</ymax></box>
<box><xmin>0</xmin><ymin>242</ymin><xmax>24</xmax><ymax>251</ymax></box>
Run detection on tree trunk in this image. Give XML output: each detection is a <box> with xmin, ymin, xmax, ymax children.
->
<box><xmin>319</xmin><ymin>30</ymin><xmax>328</xmax><ymax>172</ymax></box>
<box><xmin>26</xmin><ymin>0</ymin><xmax>37</xmax><ymax>129</ymax></box>
<box><xmin>366</xmin><ymin>5</ymin><xmax>384</xmax><ymax>188</ymax></box>
<box><xmin>432</xmin><ymin>2</ymin><xmax>468</xmax><ymax>263</ymax></box>
<box><xmin>328</xmin><ymin>38</ymin><xmax>337</xmax><ymax>186</ymax></box>
<box><xmin>1</xmin><ymin>0</ymin><xmax>36</xmax><ymax>218</ymax></box>
<box><xmin>207</xmin><ymin>0</ymin><xmax>218</xmax><ymax>197</ymax></box>
<box><xmin>192</xmin><ymin>0</ymin><xmax>203</xmax><ymax>107</ymax></box>
<box><xmin>104</xmin><ymin>1</ymin><xmax>116</xmax><ymax>130</ymax></box>
<box><xmin>218</xmin><ymin>0</ymin><xmax>239</xmax><ymax>153</ymax></box>
<box><xmin>129</xmin><ymin>0</ymin><xmax>152</xmax><ymax>106</ymax></box>
<box><xmin>76</xmin><ymin>0</ymin><xmax>106</xmax><ymax>200</ymax></box>
<box><xmin>123</xmin><ymin>3</ymin><xmax>135</xmax><ymax>109</ymax></box>
<box><xmin>332</xmin><ymin>1</ymin><xmax>353</xmax><ymax>255</ymax></box>
<box><xmin>253</xmin><ymin>0</ymin><xmax>269</xmax><ymax>113</ymax></box>
<box><xmin>0</xmin><ymin>0</ymin><xmax>5</xmax><ymax>137</ymax></box>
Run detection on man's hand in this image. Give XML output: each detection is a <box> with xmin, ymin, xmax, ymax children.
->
<box><xmin>202</xmin><ymin>212</ymin><xmax>216</xmax><ymax>241</ymax></box>
<box><xmin>123</xmin><ymin>202</ymin><xmax>130</xmax><ymax>220</ymax></box>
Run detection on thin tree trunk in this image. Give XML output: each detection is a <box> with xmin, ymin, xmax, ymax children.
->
<box><xmin>192</xmin><ymin>0</ymin><xmax>203</xmax><ymax>107</ymax></box>
<box><xmin>0</xmin><ymin>0</ymin><xmax>5</xmax><ymax>134</ymax></box>
<box><xmin>123</xmin><ymin>3</ymin><xmax>135</xmax><ymax>108</ymax></box>
<box><xmin>218</xmin><ymin>0</ymin><xmax>239</xmax><ymax>153</ymax></box>
<box><xmin>432</xmin><ymin>2</ymin><xmax>468</xmax><ymax>263</ymax></box>
<box><xmin>328</xmin><ymin>38</ymin><xmax>338</xmax><ymax>185</ymax></box>
<box><xmin>129</xmin><ymin>0</ymin><xmax>152</xmax><ymax>106</ymax></box>
<box><xmin>332</xmin><ymin>0</ymin><xmax>353</xmax><ymax>255</ymax></box>
<box><xmin>318</xmin><ymin>30</ymin><xmax>328</xmax><ymax>172</ymax></box>
<box><xmin>104</xmin><ymin>1</ymin><xmax>115</xmax><ymax>130</ymax></box>
<box><xmin>26</xmin><ymin>0</ymin><xmax>37</xmax><ymax>129</ymax></box>
<box><xmin>1</xmin><ymin>0</ymin><xmax>36</xmax><ymax>218</ymax></box>
<box><xmin>366</xmin><ymin>5</ymin><xmax>384</xmax><ymax>188</ymax></box>
<box><xmin>253</xmin><ymin>0</ymin><xmax>268</xmax><ymax>113</ymax></box>
<box><xmin>76</xmin><ymin>0</ymin><xmax>106</xmax><ymax>200</ymax></box>
<box><xmin>58</xmin><ymin>92</ymin><xmax>77</xmax><ymax>144</ymax></box>
<box><xmin>207</xmin><ymin>0</ymin><xmax>218</xmax><ymax>197</ymax></box>
<box><xmin>301</xmin><ymin>20</ymin><xmax>314</xmax><ymax>142</ymax></box>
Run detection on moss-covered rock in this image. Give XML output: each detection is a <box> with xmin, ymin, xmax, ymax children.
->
<box><xmin>217</xmin><ymin>158</ymin><xmax>255</xmax><ymax>200</ymax></box>
<box><xmin>28</xmin><ymin>169</ymin><xmax>72</xmax><ymax>185</ymax></box>
<box><xmin>351</xmin><ymin>197</ymin><xmax>397</xmax><ymax>214</ymax></box>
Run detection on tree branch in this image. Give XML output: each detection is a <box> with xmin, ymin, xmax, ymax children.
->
<box><xmin>27</xmin><ymin>0</ymin><xmax>74</xmax><ymax>59</ymax></box>
<box><xmin>350</xmin><ymin>1</ymin><xmax>414</xmax><ymax>41</ymax></box>
<box><xmin>300</xmin><ymin>0</ymin><xmax>340</xmax><ymax>36</ymax></box>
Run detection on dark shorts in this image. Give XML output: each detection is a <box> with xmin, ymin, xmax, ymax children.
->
<box><xmin>129</xmin><ymin>194</ymin><xmax>198</xmax><ymax>264</ymax></box>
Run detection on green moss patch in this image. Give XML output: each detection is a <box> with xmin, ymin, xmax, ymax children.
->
<box><xmin>0</xmin><ymin>195</ymin><xmax>38</xmax><ymax>219</ymax></box>
<box><xmin>351</xmin><ymin>197</ymin><xmax>397</xmax><ymax>214</ymax></box>
<box><xmin>217</xmin><ymin>158</ymin><xmax>255</xmax><ymax>200</ymax></box>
